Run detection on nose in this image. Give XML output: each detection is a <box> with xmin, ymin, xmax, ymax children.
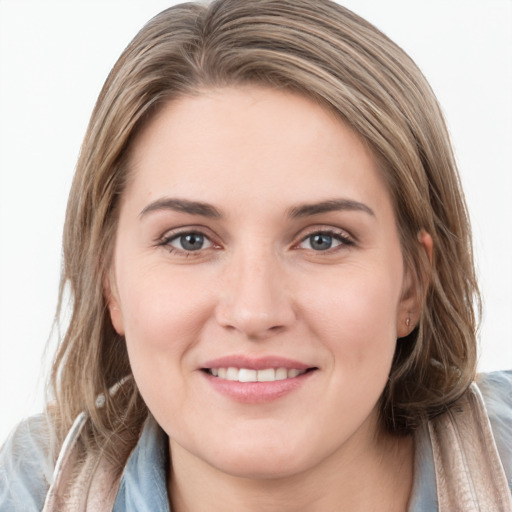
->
<box><xmin>215</xmin><ymin>248</ymin><xmax>296</xmax><ymax>340</ymax></box>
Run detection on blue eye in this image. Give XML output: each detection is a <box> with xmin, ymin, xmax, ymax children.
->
<box><xmin>168</xmin><ymin>232</ymin><xmax>212</xmax><ymax>252</ymax></box>
<box><xmin>299</xmin><ymin>231</ymin><xmax>352</xmax><ymax>251</ymax></box>
<box><xmin>309</xmin><ymin>233</ymin><xmax>334</xmax><ymax>251</ymax></box>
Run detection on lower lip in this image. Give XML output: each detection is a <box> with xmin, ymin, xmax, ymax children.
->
<box><xmin>201</xmin><ymin>370</ymin><xmax>316</xmax><ymax>403</ymax></box>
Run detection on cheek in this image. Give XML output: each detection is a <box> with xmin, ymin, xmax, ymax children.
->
<box><xmin>117</xmin><ymin>262</ymin><xmax>210</xmax><ymax>350</ymax></box>
<box><xmin>302</xmin><ymin>264</ymin><xmax>402</xmax><ymax>355</ymax></box>
<box><xmin>115</xmin><ymin>265</ymin><xmax>215</xmax><ymax>419</ymax></box>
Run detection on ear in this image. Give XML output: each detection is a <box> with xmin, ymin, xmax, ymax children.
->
<box><xmin>418</xmin><ymin>229</ymin><xmax>433</xmax><ymax>263</ymax></box>
<box><xmin>396</xmin><ymin>230</ymin><xmax>433</xmax><ymax>338</ymax></box>
<box><xmin>104</xmin><ymin>272</ymin><xmax>125</xmax><ymax>336</ymax></box>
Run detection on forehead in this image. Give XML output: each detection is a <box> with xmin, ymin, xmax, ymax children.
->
<box><xmin>123</xmin><ymin>86</ymin><xmax>392</xmax><ymax>218</ymax></box>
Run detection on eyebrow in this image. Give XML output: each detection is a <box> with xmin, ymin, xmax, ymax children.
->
<box><xmin>139</xmin><ymin>197</ymin><xmax>374</xmax><ymax>220</ymax></box>
<box><xmin>139</xmin><ymin>198</ymin><xmax>222</xmax><ymax>219</ymax></box>
<box><xmin>287</xmin><ymin>199</ymin><xmax>375</xmax><ymax>218</ymax></box>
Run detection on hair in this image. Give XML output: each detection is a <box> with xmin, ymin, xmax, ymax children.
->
<box><xmin>49</xmin><ymin>0</ymin><xmax>479</xmax><ymax>462</ymax></box>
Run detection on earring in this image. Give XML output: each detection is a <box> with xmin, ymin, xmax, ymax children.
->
<box><xmin>405</xmin><ymin>317</ymin><xmax>411</xmax><ymax>327</ymax></box>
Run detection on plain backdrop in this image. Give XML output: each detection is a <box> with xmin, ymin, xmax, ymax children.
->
<box><xmin>0</xmin><ymin>0</ymin><xmax>511</xmax><ymax>443</ymax></box>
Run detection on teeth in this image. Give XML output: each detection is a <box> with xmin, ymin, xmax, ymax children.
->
<box><xmin>226</xmin><ymin>367</ymin><xmax>238</xmax><ymax>380</ymax></box>
<box><xmin>239</xmin><ymin>369</ymin><xmax>257</xmax><ymax>382</ymax></box>
<box><xmin>257</xmin><ymin>368</ymin><xmax>275</xmax><ymax>382</ymax></box>
<box><xmin>209</xmin><ymin>367</ymin><xmax>307</xmax><ymax>382</ymax></box>
<box><xmin>275</xmin><ymin>368</ymin><xmax>288</xmax><ymax>380</ymax></box>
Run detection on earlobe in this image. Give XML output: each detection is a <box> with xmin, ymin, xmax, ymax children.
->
<box><xmin>397</xmin><ymin>269</ymin><xmax>419</xmax><ymax>338</ymax></box>
<box><xmin>104</xmin><ymin>275</ymin><xmax>125</xmax><ymax>336</ymax></box>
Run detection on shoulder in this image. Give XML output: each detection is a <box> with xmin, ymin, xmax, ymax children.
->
<box><xmin>477</xmin><ymin>370</ymin><xmax>512</xmax><ymax>488</ymax></box>
<box><xmin>478</xmin><ymin>370</ymin><xmax>512</xmax><ymax>429</ymax></box>
<box><xmin>0</xmin><ymin>414</ymin><xmax>55</xmax><ymax>512</ymax></box>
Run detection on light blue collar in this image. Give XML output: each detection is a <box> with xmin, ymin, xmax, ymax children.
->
<box><xmin>113</xmin><ymin>415</ymin><xmax>439</xmax><ymax>512</ymax></box>
<box><xmin>114</xmin><ymin>415</ymin><xmax>171</xmax><ymax>512</ymax></box>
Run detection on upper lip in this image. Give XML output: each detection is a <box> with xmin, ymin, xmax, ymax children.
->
<box><xmin>201</xmin><ymin>355</ymin><xmax>314</xmax><ymax>371</ymax></box>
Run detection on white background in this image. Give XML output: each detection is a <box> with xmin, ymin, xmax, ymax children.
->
<box><xmin>1</xmin><ymin>0</ymin><xmax>511</xmax><ymax>443</ymax></box>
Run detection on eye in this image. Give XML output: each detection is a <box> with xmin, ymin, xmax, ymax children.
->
<box><xmin>165</xmin><ymin>232</ymin><xmax>213</xmax><ymax>252</ymax></box>
<box><xmin>298</xmin><ymin>230</ymin><xmax>353</xmax><ymax>251</ymax></box>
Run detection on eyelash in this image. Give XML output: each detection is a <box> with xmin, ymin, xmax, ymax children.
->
<box><xmin>157</xmin><ymin>229</ymin><xmax>218</xmax><ymax>256</ymax></box>
<box><xmin>157</xmin><ymin>227</ymin><xmax>355</xmax><ymax>256</ymax></box>
<box><xmin>297</xmin><ymin>229</ymin><xmax>355</xmax><ymax>252</ymax></box>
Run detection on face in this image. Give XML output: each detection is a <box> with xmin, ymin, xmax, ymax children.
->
<box><xmin>108</xmin><ymin>86</ymin><xmax>419</xmax><ymax>479</ymax></box>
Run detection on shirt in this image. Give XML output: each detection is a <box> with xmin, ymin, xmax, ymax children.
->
<box><xmin>1</xmin><ymin>371</ymin><xmax>511</xmax><ymax>511</ymax></box>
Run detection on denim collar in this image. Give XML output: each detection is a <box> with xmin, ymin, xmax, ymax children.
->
<box><xmin>112</xmin><ymin>415</ymin><xmax>438</xmax><ymax>512</ymax></box>
<box><xmin>113</xmin><ymin>415</ymin><xmax>171</xmax><ymax>512</ymax></box>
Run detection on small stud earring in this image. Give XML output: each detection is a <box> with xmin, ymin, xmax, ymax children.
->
<box><xmin>405</xmin><ymin>317</ymin><xmax>411</xmax><ymax>327</ymax></box>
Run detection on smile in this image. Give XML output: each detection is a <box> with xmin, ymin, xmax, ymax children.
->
<box><xmin>200</xmin><ymin>356</ymin><xmax>317</xmax><ymax>402</ymax></box>
<box><xmin>206</xmin><ymin>367</ymin><xmax>308</xmax><ymax>382</ymax></box>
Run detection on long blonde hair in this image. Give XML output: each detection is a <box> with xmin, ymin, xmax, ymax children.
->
<box><xmin>50</xmin><ymin>0</ymin><xmax>479</xmax><ymax>460</ymax></box>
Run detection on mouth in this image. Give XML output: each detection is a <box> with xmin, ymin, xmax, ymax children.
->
<box><xmin>202</xmin><ymin>367</ymin><xmax>316</xmax><ymax>382</ymax></box>
<box><xmin>199</xmin><ymin>356</ymin><xmax>318</xmax><ymax>402</ymax></box>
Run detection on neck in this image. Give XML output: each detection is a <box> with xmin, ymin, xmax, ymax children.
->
<box><xmin>168</xmin><ymin>428</ymin><xmax>414</xmax><ymax>512</ymax></box>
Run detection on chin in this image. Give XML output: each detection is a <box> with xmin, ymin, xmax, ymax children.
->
<box><xmin>210</xmin><ymin>451</ymin><xmax>311</xmax><ymax>480</ymax></box>
<box><xmin>190</xmin><ymin>434</ymin><xmax>321</xmax><ymax>480</ymax></box>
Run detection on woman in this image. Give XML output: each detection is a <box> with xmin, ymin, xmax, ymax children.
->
<box><xmin>1</xmin><ymin>0</ymin><xmax>511</xmax><ymax>510</ymax></box>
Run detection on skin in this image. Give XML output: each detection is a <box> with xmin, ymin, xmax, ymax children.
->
<box><xmin>108</xmin><ymin>86</ymin><xmax>429</xmax><ymax>511</ymax></box>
